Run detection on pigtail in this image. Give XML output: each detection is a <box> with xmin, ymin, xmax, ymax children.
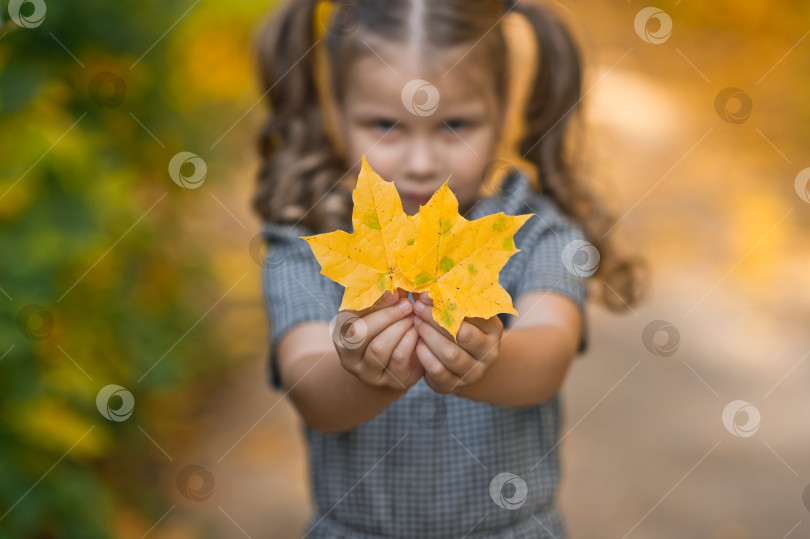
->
<box><xmin>515</xmin><ymin>1</ymin><xmax>647</xmax><ymax>311</ymax></box>
<box><xmin>253</xmin><ymin>0</ymin><xmax>352</xmax><ymax>233</ymax></box>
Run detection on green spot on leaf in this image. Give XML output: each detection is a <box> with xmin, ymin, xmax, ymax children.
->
<box><xmin>466</xmin><ymin>263</ymin><xmax>478</xmax><ymax>276</ymax></box>
<box><xmin>439</xmin><ymin>256</ymin><xmax>455</xmax><ymax>273</ymax></box>
<box><xmin>439</xmin><ymin>218</ymin><xmax>452</xmax><ymax>236</ymax></box>
<box><xmin>414</xmin><ymin>271</ymin><xmax>434</xmax><ymax>287</ymax></box>
<box><xmin>376</xmin><ymin>274</ymin><xmax>387</xmax><ymax>292</ymax></box>
<box><xmin>406</xmin><ymin>238</ymin><xmax>415</xmax><ymax>246</ymax></box>
<box><xmin>363</xmin><ymin>213</ymin><xmax>381</xmax><ymax>230</ymax></box>
<box><xmin>502</xmin><ymin>236</ymin><xmax>514</xmax><ymax>250</ymax></box>
<box><xmin>439</xmin><ymin>309</ymin><xmax>454</xmax><ymax>327</ymax></box>
<box><xmin>492</xmin><ymin>215</ymin><xmax>507</xmax><ymax>232</ymax></box>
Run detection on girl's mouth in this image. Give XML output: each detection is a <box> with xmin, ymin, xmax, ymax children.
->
<box><xmin>402</xmin><ymin>192</ymin><xmax>433</xmax><ymax>206</ymax></box>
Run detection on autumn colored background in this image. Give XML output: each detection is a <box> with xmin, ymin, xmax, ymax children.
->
<box><xmin>1</xmin><ymin>0</ymin><xmax>808</xmax><ymax>537</ymax></box>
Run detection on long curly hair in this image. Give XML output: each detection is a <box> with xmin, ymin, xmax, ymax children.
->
<box><xmin>252</xmin><ymin>0</ymin><xmax>647</xmax><ymax>311</ymax></box>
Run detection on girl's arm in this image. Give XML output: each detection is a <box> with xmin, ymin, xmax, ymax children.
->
<box><xmin>456</xmin><ymin>290</ymin><xmax>582</xmax><ymax>407</ymax></box>
<box><xmin>276</xmin><ymin>321</ymin><xmax>409</xmax><ymax>434</ymax></box>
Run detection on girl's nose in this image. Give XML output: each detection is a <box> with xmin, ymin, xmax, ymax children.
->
<box><xmin>404</xmin><ymin>137</ymin><xmax>439</xmax><ymax>182</ymax></box>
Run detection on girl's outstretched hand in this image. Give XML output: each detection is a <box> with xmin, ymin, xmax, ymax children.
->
<box><xmin>332</xmin><ymin>289</ymin><xmax>425</xmax><ymax>391</ymax></box>
<box><xmin>412</xmin><ymin>292</ymin><xmax>503</xmax><ymax>395</ymax></box>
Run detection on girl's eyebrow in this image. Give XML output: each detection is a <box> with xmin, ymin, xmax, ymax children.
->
<box><xmin>351</xmin><ymin>101</ymin><xmax>487</xmax><ymax>115</ymax></box>
<box><xmin>350</xmin><ymin>104</ymin><xmax>398</xmax><ymax>114</ymax></box>
<box><xmin>348</xmin><ymin>97</ymin><xmax>490</xmax><ymax>122</ymax></box>
<box><xmin>438</xmin><ymin>106</ymin><xmax>490</xmax><ymax>123</ymax></box>
<box><xmin>349</xmin><ymin>109</ymin><xmax>402</xmax><ymax>121</ymax></box>
<box><xmin>350</xmin><ymin>110</ymin><xmax>488</xmax><ymax>124</ymax></box>
<box><xmin>440</xmin><ymin>103</ymin><xmax>487</xmax><ymax>116</ymax></box>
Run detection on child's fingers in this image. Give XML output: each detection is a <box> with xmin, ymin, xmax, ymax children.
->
<box><xmin>415</xmin><ymin>340</ymin><xmax>459</xmax><ymax>394</ymax></box>
<box><xmin>412</xmin><ymin>298</ymin><xmax>455</xmax><ymax>341</ymax></box>
<box><xmin>454</xmin><ymin>321</ymin><xmax>493</xmax><ymax>362</ymax></box>
<box><xmin>338</xmin><ymin>297</ymin><xmax>412</xmax><ymax>354</ymax></box>
<box><xmin>464</xmin><ymin>315</ymin><xmax>503</xmax><ymax>339</ymax></box>
<box><xmin>414</xmin><ymin>295</ymin><xmax>501</xmax><ymax>362</ymax></box>
<box><xmin>363</xmin><ymin>316</ymin><xmax>414</xmax><ymax>388</ymax></box>
<box><xmin>387</xmin><ymin>326</ymin><xmax>419</xmax><ymax>386</ymax></box>
<box><xmin>409</xmin><ymin>342</ymin><xmax>424</xmax><ymax>380</ymax></box>
<box><xmin>415</xmin><ymin>338</ymin><xmax>445</xmax><ymax>380</ymax></box>
<box><xmin>364</xmin><ymin>298</ymin><xmax>413</xmax><ymax>339</ymax></box>
<box><xmin>349</xmin><ymin>290</ymin><xmax>399</xmax><ymax>318</ymax></box>
<box><xmin>414</xmin><ymin>315</ymin><xmax>477</xmax><ymax>379</ymax></box>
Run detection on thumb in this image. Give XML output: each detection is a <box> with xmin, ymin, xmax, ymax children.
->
<box><xmin>346</xmin><ymin>290</ymin><xmax>397</xmax><ymax>318</ymax></box>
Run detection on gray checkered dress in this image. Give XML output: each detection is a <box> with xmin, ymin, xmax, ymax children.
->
<box><xmin>261</xmin><ymin>170</ymin><xmax>590</xmax><ymax>538</ymax></box>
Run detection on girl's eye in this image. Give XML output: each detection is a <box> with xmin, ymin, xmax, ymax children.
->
<box><xmin>443</xmin><ymin>119</ymin><xmax>468</xmax><ymax>131</ymax></box>
<box><xmin>372</xmin><ymin>119</ymin><xmax>399</xmax><ymax>131</ymax></box>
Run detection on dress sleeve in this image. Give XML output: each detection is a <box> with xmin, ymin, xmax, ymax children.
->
<box><xmin>260</xmin><ymin>222</ymin><xmax>343</xmax><ymax>391</ymax></box>
<box><xmin>511</xmin><ymin>218</ymin><xmax>591</xmax><ymax>355</ymax></box>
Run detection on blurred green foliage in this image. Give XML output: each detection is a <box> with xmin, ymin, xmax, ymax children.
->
<box><xmin>0</xmin><ymin>0</ymin><xmax>264</xmax><ymax>536</ymax></box>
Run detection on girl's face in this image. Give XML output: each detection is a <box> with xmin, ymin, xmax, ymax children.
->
<box><xmin>336</xmin><ymin>43</ymin><xmax>503</xmax><ymax>216</ymax></box>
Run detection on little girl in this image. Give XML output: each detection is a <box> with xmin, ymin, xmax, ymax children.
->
<box><xmin>253</xmin><ymin>0</ymin><xmax>644</xmax><ymax>537</ymax></box>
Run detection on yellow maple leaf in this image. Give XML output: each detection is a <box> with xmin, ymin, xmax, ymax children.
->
<box><xmin>301</xmin><ymin>155</ymin><xmax>532</xmax><ymax>338</ymax></box>
<box><xmin>301</xmin><ymin>155</ymin><xmax>414</xmax><ymax>311</ymax></box>
<box><xmin>396</xmin><ymin>182</ymin><xmax>532</xmax><ymax>338</ymax></box>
